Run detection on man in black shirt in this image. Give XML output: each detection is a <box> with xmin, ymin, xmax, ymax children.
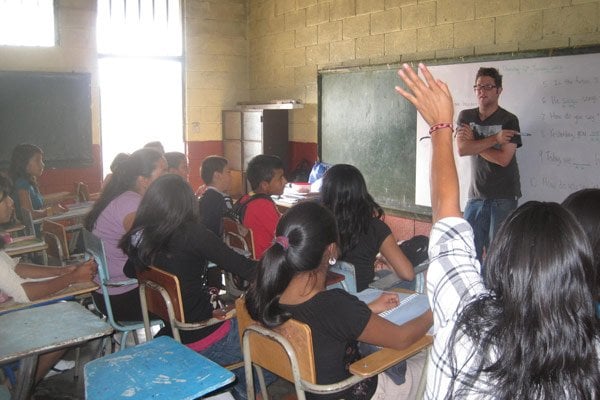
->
<box><xmin>456</xmin><ymin>67</ymin><xmax>522</xmax><ymax>266</ymax></box>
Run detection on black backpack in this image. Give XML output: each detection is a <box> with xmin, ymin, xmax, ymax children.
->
<box><xmin>399</xmin><ymin>235</ymin><xmax>429</xmax><ymax>267</ymax></box>
<box><xmin>230</xmin><ymin>193</ymin><xmax>273</xmax><ymax>224</ymax></box>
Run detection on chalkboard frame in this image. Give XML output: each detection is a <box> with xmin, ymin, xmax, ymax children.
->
<box><xmin>0</xmin><ymin>70</ymin><xmax>93</xmax><ymax>170</ymax></box>
<box><xmin>318</xmin><ymin>45</ymin><xmax>600</xmax><ymax>220</ymax></box>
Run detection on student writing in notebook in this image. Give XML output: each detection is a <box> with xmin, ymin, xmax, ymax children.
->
<box><xmin>246</xmin><ymin>201</ymin><xmax>432</xmax><ymax>400</ymax></box>
<box><xmin>396</xmin><ymin>63</ymin><xmax>599</xmax><ymax>399</ymax></box>
<box><xmin>321</xmin><ymin>164</ymin><xmax>414</xmax><ymax>291</ymax></box>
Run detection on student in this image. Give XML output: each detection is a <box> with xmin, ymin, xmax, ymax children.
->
<box><xmin>246</xmin><ymin>201</ymin><xmax>432</xmax><ymax>400</ymax></box>
<box><xmin>164</xmin><ymin>151</ymin><xmax>189</xmax><ymax>180</ymax></box>
<box><xmin>102</xmin><ymin>152</ymin><xmax>129</xmax><ymax>189</ymax></box>
<box><xmin>0</xmin><ymin>173</ymin><xmax>98</xmax><ymax>383</ymax></box>
<box><xmin>235</xmin><ymin>155</ymin><xmax>286</xmax><ymax>258</ymax></box>
<box><xmin>119</xmin><ymin>174</ymin><xmax>256</xmax><ymax>399</ymax></box>
<box><xmin>321</xmin><ymin>164</ymin><xmax>414</xmax><ymax>292</ymax></box>
<box><xmin>198</xmin><ymin>155</ymin><xmax>234</xmax><ymax>237</ymax></box>
<box><xmin>562</xmin><ymin>188</ymin><xmax>600</xmax><ymax>314</ymax></box>
<box><xmin>143</xmin><ymin>141</ymin><xmax>165</xmax><ymax>155</ymax></box>
<box><xmin>8</xmin><ymin>144</ymin><xmax>66</xmax><ymax>220</ymax></box>
<box><xmin>84</xmin><ymin>148</ymin><xmax>167</xmax><ymax>321</ymax></box>
<box><xmin>395</xmin><ymin>63</ymin><xmax>599</xmax><ymax>398</ymax></box>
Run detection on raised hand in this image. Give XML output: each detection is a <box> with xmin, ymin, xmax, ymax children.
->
<box><xmin>395</xmin><ymin>63</ymin><xmax>454</xmax><ymax>127</ymax></box>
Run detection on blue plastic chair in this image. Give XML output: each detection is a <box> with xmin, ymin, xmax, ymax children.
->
<box><xmin>82</xmin><ymin>229</ymin><xmax>163</xmax><ymax>350</ymax></box>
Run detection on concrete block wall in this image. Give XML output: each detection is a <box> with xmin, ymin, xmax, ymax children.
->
<box><xmin>248</xmin><ymin>0</ymin><xmax>600</xmax><ymax>146</ymax></box>
<box><xmin>247</xmin><ymin>0</ymin><xmax>600</xmax><ymax>235</ymax></box>
<box><xmin>184</xmin><ymin>0</ymin><xmax>249</xmax><ymax>189</ymax></box>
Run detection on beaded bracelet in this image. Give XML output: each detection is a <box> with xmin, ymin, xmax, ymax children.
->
<box><xmin>429</xmin><ymin>122</ymin><xmax>454</xmax><ymax>135</ymax></box>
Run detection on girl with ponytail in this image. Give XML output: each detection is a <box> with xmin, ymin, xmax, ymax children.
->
<box><xmin>246</xmin><ymin>202</ymin><xmax>432</xmax><ymax>400</ymax></box>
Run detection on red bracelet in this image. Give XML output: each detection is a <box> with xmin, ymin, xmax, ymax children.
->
<box><xmin>429</xmin><ymin>123</ymin><xmax>453</xmax><ymax>135</ymax></box>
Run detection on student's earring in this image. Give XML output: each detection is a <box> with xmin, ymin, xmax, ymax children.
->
<box><xmin>328</xmin><ymin>256</ymin><xmax>337</xmax><ymax>266</ymax></box>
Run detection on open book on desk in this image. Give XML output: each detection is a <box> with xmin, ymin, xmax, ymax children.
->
<box><xmin>356</xmin><ymin>288</ymin><xmax>431</xmax><ymax>332</ymax></box>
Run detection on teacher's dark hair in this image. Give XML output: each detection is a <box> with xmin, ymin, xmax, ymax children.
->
<box><xmin>8</xmin><ymin>144</ymin><xmax>43</xmax><ymax>189</ymax></box>
<box><xmin>84</xmin><ymin>148</ymin><xmax>162</xmax><ymax>231</ymax></box>
<box><xmin>563</xmin><ymin>188</ymin><xmax>600</xmax><ymax>301</ymax></box>
<box><xmin>476</xmin><ymin>67</ymin><xmax>503</xmax><ymax>88</ymax></box>
<box><xmin>320</xmin><ymin>164</ymin><xmax>383</xmax><ymax>256</ymax></box>
<box><xmin>119</xmin><ymin>174</ymin><xmax>199</xmax><ymax>271</ymax></box>
<box><xmin>449</xmin><ymin>201</ymin><xmax>600</xmax><ymax>399</ymax></box>
<box><xmin>245</xmin><ymin>202</ymin><xmax>338</xmax><ymax>328</ymax></box>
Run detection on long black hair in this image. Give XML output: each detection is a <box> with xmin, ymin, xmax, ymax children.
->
<box><xmin>563</xmin><ymin>188</ymin><xmax>600</xmax><ymax>301</ymax></box>
<box><xmin>449</xmin><ymin>201</ymin><xmax>600</xmax><ymax>399</ymax></box>
<box><xmin>320</xmin><ymin>164</ymin><xmax>383</xmax><ymax>255</ymax></box>
<box><xmin>84</xmin><ymin>148</ymin><xmax>162</xmax><ymax>231</ymax></box>
<box><xmin>245</xmin><ymin>201</ymin><xmax>338</xmax><ymax>328</ymax></box>
<box><xmin>8</xmin><ymin>144</ymin><xmax>43</xmax><ymax>190</ymax></box>
<box><xmin>119</xmin><ymin>174</ymin><xmax>199</xmax><ymax>272</ymax></box>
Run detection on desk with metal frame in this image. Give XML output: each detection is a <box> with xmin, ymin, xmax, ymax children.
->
<box><xmin>0</xmin><ymin>301</ymin><xmax>113</xmax><ymax>400</ymax></box>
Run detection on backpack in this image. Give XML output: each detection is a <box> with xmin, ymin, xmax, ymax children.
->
<box><xmin>399</xmin><ymin>235</ymin><xmax>429</xmax><ymax>267</ymax></box>
<box><xmin>230</xmin><ymin>193</ymin><xmax>273</xmax><ymax>224</ymax></box>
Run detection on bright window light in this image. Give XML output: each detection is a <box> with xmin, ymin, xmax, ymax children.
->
<box><xmin>0</xmin><ymin>0</ymin><xmax>55</xmax><ymax>47</ymax></box>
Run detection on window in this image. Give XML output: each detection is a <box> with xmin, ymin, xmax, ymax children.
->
<box><xmin>0</xmin><ymin>0</ymin><xmax>55</xmax><ymax>47</ymax></box>
<box><xmin>97</xmin><ymin>0</ymin><xmax>184</xmax><ymax>176</ymax></box>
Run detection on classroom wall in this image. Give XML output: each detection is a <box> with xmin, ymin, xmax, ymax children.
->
<box><xmin>246</xmin><ymin>0</ymin><xmax>600</xmax><ymax>237</ymax></box>
<box><xmin>0</xmin><ymin>0</ymin><xmax>102</xmax><ymax>194</ymax></box>
<box><xmin>184</xmin><ymin>0</ymin><xmax>249</xmax><ymax>190</ymax></box>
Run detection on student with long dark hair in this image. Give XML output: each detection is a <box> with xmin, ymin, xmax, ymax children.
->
<box><xmin>8</xmin><ymin>143</ymin><xmax>66</xmax><ymax>219</ymax></box>
<box><xmin>119</xmin><ymin>174</ymin><xmax>256</xmax><ymax>399</ymax></box>
<box><xmin>84</xmin><ymin>148</ymin><xmax>167</xmax><ymax>321</ymax></box>
<box><xmin>320</xmin><ymin>164</ymin><xmax>414</xmax><ymax>291</ymax></box>
<box><xmin>563</xmin><ymin>188</ymin><xmax>600</xmax><ymax>313</ymax></box>
<box><xmin>246</xmin><ymin>201</ymin><xmax>432</xmax><ymax>399</ymax></box>
<box><xmin>396</xmin><ymin>63</ymin><xmax>599</xmax><ymax>399</ymax></box>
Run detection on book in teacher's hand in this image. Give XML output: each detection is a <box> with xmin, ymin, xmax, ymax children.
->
<box><xmin>356</xmin><ymin>288</ymin><xmax>431</xmax><ymax>331</ymax></box>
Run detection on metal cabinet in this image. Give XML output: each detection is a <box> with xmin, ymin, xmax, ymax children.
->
<box><xmin>223</xmin><ymin>109</ymin><xmax>288</xmax><ymax>195</ymax></box>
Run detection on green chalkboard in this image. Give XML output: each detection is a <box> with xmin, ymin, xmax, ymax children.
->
<box><xmin>0</xmin><ymin>71</ymin><xmax>93</xmax><ymax>170</ymax></box>
<box><xmin>319</xmin><ymin>66</ymin><xmax>430</xmax><ymax>218</ymax></box>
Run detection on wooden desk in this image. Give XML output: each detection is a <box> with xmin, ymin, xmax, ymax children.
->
<box><xmin>85</xmin><ymin>336</ymin><xmax>235</xmax><ymax>400</ymax></box>
<box><xmin>0</xmin><ymin>281</ymin><xmax>99</xmax><ymax>315</ymax></box>
<box><xmin>0</xmin><ymin>301</ymin><xmax>113</xmax><ymax>400</ymax></box>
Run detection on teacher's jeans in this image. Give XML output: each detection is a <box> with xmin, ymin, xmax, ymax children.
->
<box><xmin>464</xmin><ymin>198</ymin><xmax>518</xmax><ymax>273</ymax></box>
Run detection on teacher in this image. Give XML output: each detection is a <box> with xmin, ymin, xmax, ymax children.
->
<box><xmin>456</xmin><ymin>67</ymin><xmax>522</xmax><ymax>266</ymax></box>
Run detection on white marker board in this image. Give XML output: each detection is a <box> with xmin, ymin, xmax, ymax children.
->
<box><xmin>415</xmin><ymin>52</ymin><xmax>600</xmax><ymax>209</ymax></box>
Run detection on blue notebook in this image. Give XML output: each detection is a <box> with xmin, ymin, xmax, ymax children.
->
<box><xmin>356</xmin><ymin>288</ymin><xmax>431</xmax><ymax>327</ymax></box>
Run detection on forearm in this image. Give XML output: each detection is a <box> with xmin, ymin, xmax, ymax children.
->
<box><xmin>21</xmin><ymin>274</ymin><xmax>73</xmax><ymax>300</ymax></box>
<box><xmin>431</xmin><ymin>129</ymin><xmax>461</xmax><ymax>223</ymax></box>
<box><xmin>15</xmin><ymin>263</ymin><xmax>69</xmax><ymax>279</ymax></box>
<box><xmin>380</xmin><ymin>235</ymin><xmax>414</xmax><ymax>281</ymax></box>
<box><xmin>479</xmin><ymin>143</ymin><xmax>516</xmax><ymax>167</ymax></box>
<box><xmin>457</xmin><ymin>134</ymin><xmax>497</xmax><ymax>156</ymax></box>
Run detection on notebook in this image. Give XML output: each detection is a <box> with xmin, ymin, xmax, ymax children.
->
<box><xmin>356</xmin><ymin>288</ymin><xmax>431</xmax><ymax>327</ymax></box>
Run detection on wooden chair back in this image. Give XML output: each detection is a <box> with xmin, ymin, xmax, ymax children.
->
<box><xmin>137</xmin><ymin>266</ymin><xmax>186</xmax><ymax>324</ymax></box>
<box><xmin>42</xmin><ymin>219</ymin><xmax>70</xmax><ymax>261</ymax></box>
<box><xmin>235</xmin><ymin>297</ymin><xmax>317</xmax><ymax>384</ymax></box>
<box><xmin>223</xmin><ymin>217</ymin><xmax>255</xmax><ymax>259</ymax></box>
